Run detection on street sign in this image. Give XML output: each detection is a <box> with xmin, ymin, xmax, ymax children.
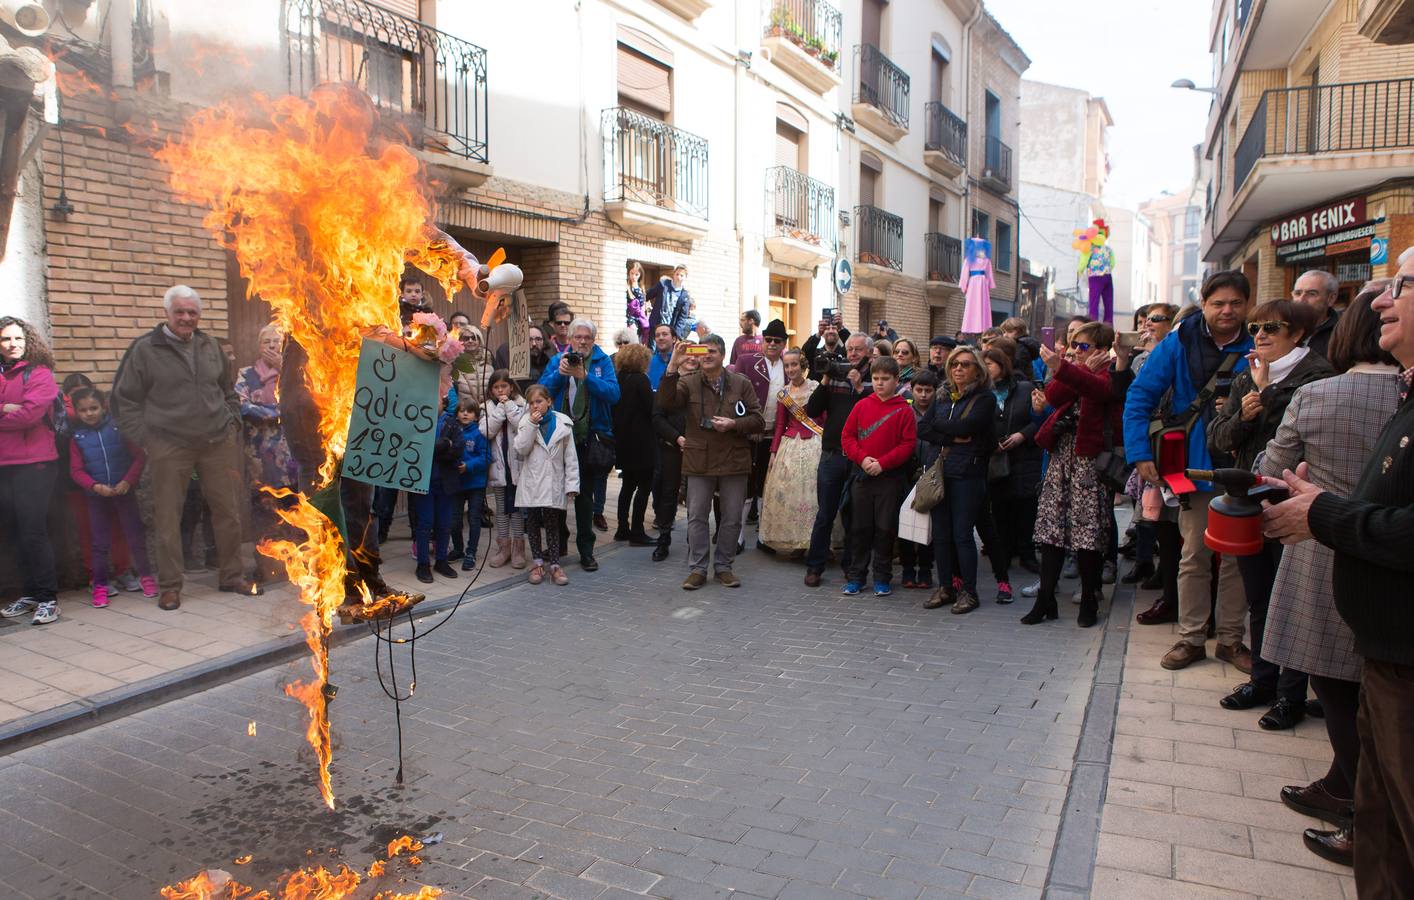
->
<box><xmin>833</xmin><ymin>256</ymin><xmax>852</xmax><ymax>297</ymax></box>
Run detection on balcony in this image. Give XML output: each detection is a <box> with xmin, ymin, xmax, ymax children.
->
<box><xmin>653</xmin><ymin>0</ymin><xmax>713</xmax><ymax>19</ymax></box>
<box><xmin>852</xmin><ymin>44</ymin><xmax>909</xmax><ymax>143</ymax></box>
<box><xmin>924</xmin><ymin>102</ymin><xmax>967</xmax><ymax>179</ymax></box>
<box><xmin>602</xmin><ymin>107</ymin><xmax>710</xmax><ymax>242</ymax></box>
<box><xmin>979</xmin><ymin>135</ymin><xmax>1012</xmax><ymax>193</ymax></box>
<box><xmin>765</xmin><ymin>167</ymin><xmax>835</xmax><ymax>269</ymax></box>
<box><xmin>762</xmin><ymin>0</ymin><xmax>842</xmax><ymax>95</ymax></box>
<box><xmin>1210</xmin><ymin>77</ymin><xmax>1414</xmax><ymax>259</ymax></box>
<box><xmin>283</xmin><ymin>0</ymin><xmax>490</xmax><ymax>183</ymax></box>
<box><xmin>925</xmin><ymin>233</ymin><xmax>962</xmax><ymax>292</ymax></box>
<box><xmin>854</xmin><ymin>205</ymin><xmax>904</xmax><ymax>284</ymax></box>
<box><xmin>1360</xmin><ymin>0</ymin><xmax>1414</xmax><ymax>44</ymax></box>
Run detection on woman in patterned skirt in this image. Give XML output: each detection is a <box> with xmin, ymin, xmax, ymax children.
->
<box><xmin>1022</xmin><ymin>321</ymin><xmax>1117</xmax><ymax>628</ymax></box>
<box><xmin>758</xmin><ymin>349</ymin><xmax>821</xmax><ymax>554</ymax></box>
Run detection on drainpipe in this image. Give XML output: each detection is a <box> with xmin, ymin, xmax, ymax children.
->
<box><xmin>733</xmin><ymin>0</ymin><xmax>749</xmax><ymax>320</ymax></box>
<box><xmin>109</xmin><ymin>0</ymin><xmax>134</xmax><ymax>89</ymax></box>
<box><xmin>960</xmin><ymin>0</ymin><xmax>983</xmax><ymax>242</ymax></box>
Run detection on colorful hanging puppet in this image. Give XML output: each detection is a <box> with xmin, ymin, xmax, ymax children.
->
<box><xmin>1074</xmin><ymin>218</ymin><xmax>1115</xmax><ymax>324</ymax></box>
<box><xmin>958</xmin><ymin>236</ymin><xmax>994</xmax><ymax>335</ymax></box>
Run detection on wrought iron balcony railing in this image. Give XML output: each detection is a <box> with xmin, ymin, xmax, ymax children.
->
<box><xmin>983</xmin><ymin>135</ymin><xmax>1013</xmax><ymax>191</ymax></box>
<box><xmin>283</xmin><ymin>0</ymin><xmax>489</xmax><ymax>162</ymax></box>
<box><xmin>603</xmin><ymin>107</ymin><xmax>710</xmax><ymax>220</ymax></box>
<box><xmin>764</xmin><ymin>0</ymin><xmax>843</xmax><ymax>72</ymax></box>
<box><xmin>768</xmin><ymin>166</ymin><xmax>834</xmax><ymax>246</ymax></box>
<box><xmin>925</xmin><ymin>102</ymin><xmax>967</xmax><ymax>168</ymax></box>
<box><xmin>855</xmin><ymin>205</ymin><xmax>903</xmax><ymax>271</ymax></box>
<box><xmin>1234</xmin><ymin>77</ymin><xmax>1414</xmax><ymax>192</ymax></box>
<box><xmin>854</xmin><ymin>44</ymin><xmax>909</xmax><ymax>130</ymax></box>
<box><xmin>926</xmin><ymin>232</ymin><xmax>961</xmax><ymax>284</ymax></box>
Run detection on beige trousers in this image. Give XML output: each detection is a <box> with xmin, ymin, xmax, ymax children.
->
<box><xmin>147</xmin><ymin>426</ymin><xmax>246</xmax><ymax>593</ymax></box>
<box><xmin>1176</xmin><ymin>490</ymin><xmax>1248</xmax><ymax>647</ymax></box>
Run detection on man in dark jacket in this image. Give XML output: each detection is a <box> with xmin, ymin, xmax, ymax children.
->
<box><xmin>1292</xmin><ymin>269</ymin><xmax>1341</xmax><ymax>359</ymax></box>
<box><xmin>802</xmin><ymin>333</ymin><xmax>872</xmax><ymax>586</ymax></box>
<box><xmin>657</xmin><ymin>334</ymin><xmax>763</xmax><ymax>589</ymax></box>
<box><xmin>801</xmin><ymin>312</ymin><xmax>850</xmax><ymax>370</ymax></box>
<box><xmin>111</xmin><ymin>286</ymin><xmax>247</xmax><ymax>611</ymax></box>
<box><xmin>1263</xmin><ymin>253</ymin><xmax>1414</xmax><ymax>893</ymax></box>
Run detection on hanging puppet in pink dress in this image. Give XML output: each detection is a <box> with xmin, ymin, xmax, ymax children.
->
<box><xmin>958</xmin><ymin>237</ymin><xmax>994</xmax><ymax>335</ymax></box>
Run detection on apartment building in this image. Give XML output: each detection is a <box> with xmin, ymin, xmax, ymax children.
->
<box><xmin>0</xmin><ymin>0</ymin><xmax>1029</xmax><ymax>384</ymax></box>
<box><xmin>1202</xmin><ymin>0</ymin><xmax>1414</xmax><ymax>307</ymax></box>
<box><xmin>1018</xmin><ymin>80</ymin><xmax>1111</xmax><ymax>317</ymax></box>
<box><xmin>1140</xmin><ymin>147</ymin><xmax>1211</xmax><ymax>310</ymax></box>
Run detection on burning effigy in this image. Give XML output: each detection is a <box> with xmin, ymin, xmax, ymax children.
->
<box><xmin>156</xmin><ymin>84</ymin><xmax>520</xmax><ymax>815</ymax></box>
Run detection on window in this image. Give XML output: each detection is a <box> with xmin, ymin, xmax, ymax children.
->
<box><xmin>860</xmin><ymin>151</ymin><xmax>882</xmax><ymax>207</ymax></box>
<box><xmin>617</xmin><ymin>33</ymin><xmax>672</xmax><ymax>119</ymax></box>
<box><xmin>984</xmin><ymin>90</ymin><xmax>1001</xmax><ymax>141</ymax></box>
<box><xmin>862</xmin><ymin>0</ymin><xmax>884</xmax><ymax>48</ymax></box>
<box><xmin>1183</xmin><ymin>244</ymin><xmax>1198</xmax><ymax>276</ymax></box>
<box><xmin>971</xmin><ymin>209</ymin><xmax>990</xmax><ymax>242</ymax></box>
<box><xmin>775</xmin><ymin>103</ymin><xmax>808</xmax><ymax>171</ymax></box>
<box><xmin>859</xmin><ymin>298</ymin><xmax>874</xmax><ymax>335</ymax></box>
<box><xmin>768</xmin><ymin>275</ymin><xmax>800</xmax><ymax>341</ymax></box>
<box><xmin>996</xmin><ymin>220</ymin><xmax>1012</xmax><ymax>272</ymax></box>
<box><xmin>1184</xmin><ymin>206</ymin><xmax>1201</xmax><ymax>239</ymax></box>
<box><xmin>930</xmin><ymin>45</ymin><xmax>948</xmax><ymax>104</ymax></box>
<box><xmin>1171</xmin><ymin>248</ymin><xmax>1183</xmax><ymax>277</ymax></box>
<box><xmin>928</xmin><ymin>197</ymin><xmax>945</xmax><ymax>233</ymax></box>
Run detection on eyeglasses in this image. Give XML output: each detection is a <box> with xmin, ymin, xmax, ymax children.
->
<box><xmin>1146</xmin><ymin>314</ymin><xmax>1172</xmax><ymax>323</ymax></box>
<box><xmin>1247</xmin><ymin>321</ymin><xmax>1289</xmax><ymax>336</ymax></box>
<box><xmin>615</xmin><ymin>340</ymin><xmax>629</xmax><ymax>346</ymax></box>
<box><xmin>1071</xmin><ymin>342</ymin><xmax>1093</xmax><ymax>352</ymax></box>
<box><xmin>948</xmin><ymin>360</ymin><xmax>977</xmax><ymax>369</ymax></box>
<box><xmin>1394</xmin><ymin>275</ymin><xmax>1409</xmax><ymax>300</ymax></box>
<box><xmin>553</xmin><ymin>319</ymin><xmax>572</xmax><ymax>327</ymax></box>
<box><xmin>763</xmin><ymin>337</ymin><xmax>784</xmax><ymax>345</ymax></box>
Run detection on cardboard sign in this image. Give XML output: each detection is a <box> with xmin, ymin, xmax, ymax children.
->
<box><xmin>343</xmin><ymin>339</ymin><xmax>439</xmax><ymax>494</ymax></box>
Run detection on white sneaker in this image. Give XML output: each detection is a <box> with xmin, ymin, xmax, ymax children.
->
<box><xmin>0</xmin><ymin>597</ymin><xmax>38</xmax><ymax>618</ymax></box>
<box><xmin>116</xmin><ymin>572</ymin><xmax>142</xmax><ymax>593</ymax></box>
<box><xmin>1020</xmin><ymin>582</ymin><xmax>1040</xmax><ymax>598</ymax></box>
<box><xmin>31</xmin><ymin>601</ymin><xmax>58</xmax><ymax>625</ymax></box>
<box><xmin>1071</xmin><ymin>589</ymin><xmax>1083</xmax><ymax>605</ymax></box>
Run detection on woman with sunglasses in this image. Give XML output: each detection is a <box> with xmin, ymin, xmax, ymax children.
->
<box><xmin>920</xmin><ymin>345</ymin><xmax>996</xmax><ymax>614</ymax></box>
<box><xmin>1021</xmin><ymin>322</ymin><xmax>1118</xmax><ymax>627</ymax></box>
<box><xmin>1208</xmin><ymin>299</ymin><xmax>1333</xmax><ymax>729</ymax></box>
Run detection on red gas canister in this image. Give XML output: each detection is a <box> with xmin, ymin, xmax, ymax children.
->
<box><xmin>1185</xmin><ymin>469</ymin><xmax>1289</xmax><ymax>556</ymax></box>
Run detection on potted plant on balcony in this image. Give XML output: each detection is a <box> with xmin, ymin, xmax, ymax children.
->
<box><xmin>805</xmin><ymin>35</ymin><xmax>823</xmax><ymax>58</ymax></box>
<box><xmin>767</xmin><ymin>6</ymin><xmax>791</xmax><ymax>38</ymax></box>
<box><xmin>787</xmin><ymin>21</ymin><xmax>806</xmax><ymax>48</ymax></box>
<box><xmin>820</xmin><ymin>48</ymin><xmax>838</xmax><ymax>70</ymax></box>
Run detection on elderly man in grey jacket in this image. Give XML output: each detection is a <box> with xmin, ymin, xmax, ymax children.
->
<box><xmin>112</xmin><ymin>285</ymin><xmax>251</xmax><ymax>610</ymax></box>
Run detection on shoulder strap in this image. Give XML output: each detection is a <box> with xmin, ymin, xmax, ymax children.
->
<box><xmin>1171</xmin><ymin>350</ymin><xmax>1240</xmax><ymax>426</ymax></box>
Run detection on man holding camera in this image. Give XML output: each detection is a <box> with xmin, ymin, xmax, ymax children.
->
<box><xmin>1123</xmin><ymin>271</ymin><xmax>1253</xmax><ymax>671</ymax></box>
<box><xmin>657</xmin><ymin>334</ymin><xmax>763</xmax><ymax>590</ymax></box>
<box><xmin>802</xmin><ymin>310</ymin><xmax>850</xmax><ymax>370</ymax></box>
<box><xmin>539</xmin><ymin>317</ymin><xmax>621</xmax><ymax>571</ymax></box>
<box><xmin>802</xmin><ymin>333</ymin><xmax>873</xmax><ymax>587</ymax></box>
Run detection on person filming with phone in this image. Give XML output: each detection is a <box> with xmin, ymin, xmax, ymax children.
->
<box><xmin>657</xmin><ymin>334</ymin><xmax>763</xmax><ymax>591</ymax></box>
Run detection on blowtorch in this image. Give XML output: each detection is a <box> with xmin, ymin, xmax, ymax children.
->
<box><xmin>1184</xmin><ymin>468</ymin><xmax>1291</xmax><ymax>555</ymax></box>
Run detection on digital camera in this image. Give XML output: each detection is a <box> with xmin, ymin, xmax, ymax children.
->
<box><xmin>565</xmin><ymin>350</ymin><xmax>583</xmax><ymax>367</ymax></box>
<box><xmin>810</xmin><ymin>351</ymin><xmax>854</xmax><ymax>382</ymax></box>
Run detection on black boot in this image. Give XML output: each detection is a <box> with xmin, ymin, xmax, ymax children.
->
<box><xmin>1078</xmin><ymin>594</ymin><xmax>1099</xmax><ymax>628</ymax></box>
<box><xmin>652</xmin><ymin>533</ymin><xmax>670</xmax><ymax>562</ymax></box>
<box><xmin>1020</xmin><ymin>591</ymin><xmax>1059</xmax><ymax>624</ymax></box>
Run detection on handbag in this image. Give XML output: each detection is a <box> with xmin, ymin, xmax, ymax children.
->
<box><xmin>910</xmin><ymin>394</ymin><xmax>981</xmax><ymax>512</ymax></box>
<box><xmin>1091</xmin><ymin>412</ymin><xmax>1131</xmax><ymax>492</ymax></box>
<box><xmin>585</xmin><ymin>431</ymin><xmax>616</xmax><ymax>469</ymax></box>
<box><xmin>987</xmin><ymin>451</ymin><xmax>1011</xmax><ymax>482</ymax></box>
<box><xmin>1146</xmin><ymin>351</ymin><xmax>1241</xmax><ymax>471</ymax></box>
<box><xmin>898</xmin><ymin>486</ymin><xmax>932</xmax><ymax>544</ymax></box>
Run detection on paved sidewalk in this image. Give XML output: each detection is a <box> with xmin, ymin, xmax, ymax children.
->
<box><xmin>0</xmin><ymin>533</ymin><xmax>1105</xmax><ymax>899</ymax></box>
<box><xmin>1094</xmin><ymin>580</ymin><xmax>1356</xmax><ymax>900</ymax></box>
<box><xmin>0</xmin><ymin>488</ymin><xmax>624</xmax><ymax>730</ymax></box>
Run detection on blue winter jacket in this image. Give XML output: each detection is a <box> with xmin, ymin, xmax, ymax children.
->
<box><xmin>71</xmin><ymin>416</ymin><xmax>137</xmax><ymax>488</ymax></box>
<box><xmin>459</xmin><ymin>421</ymin><xmax>490</xmax><ymax>491</ymax></box>
<box><xmin>539</xmin><ymin>344</ymin><xmax>621</xmax><ymax>439</ymax></box>
<box><xmin>1122</xmin><ymin>315</ymin><xmax>1253</xmax><ymax>491</ymax></box>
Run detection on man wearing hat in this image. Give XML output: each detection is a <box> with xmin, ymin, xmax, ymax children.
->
<box><xmin>733</xmin><ymin>318</ymin><xmax>788</xmax><ymax>548</ymax></box>
<box><xmin>874</xmin><ymin>320</ymin><xmax>899</xmax><ymax>343</ymax></box>
<box><xmin>927</xmin><ymin>335</ymin><xmax>958</xmax><ymax>376</ymax></box>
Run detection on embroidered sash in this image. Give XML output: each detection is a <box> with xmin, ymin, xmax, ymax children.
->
<box><xmin>777</xmin><ymin>387</ymin><xmax>824</xmax><ymax>437</ymax></box>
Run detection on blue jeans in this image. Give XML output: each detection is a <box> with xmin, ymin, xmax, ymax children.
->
<box><xmin>450</xmin><ymin>488</ymin><xmax>485</xmax><ymax>563</ymax></box>
<box><xmin>412</xmin><ymin>489</ymin><xmax>455</xmax><ymax>566</ymax></box>
<box><xmin>931</xmin><ymin>475</ymin><xmax>987</xmax><ymax>596</ymax></box>
<box><xmin>805</xmin><ymin>449</ymin><xmax>854</xmax><ymax>575</ymax></box>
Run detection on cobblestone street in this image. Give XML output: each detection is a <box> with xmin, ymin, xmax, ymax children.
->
<box><xmin>0</xmin><ymin>539</ymin><xmax>1108</xmax><ymax>899</ymax></box>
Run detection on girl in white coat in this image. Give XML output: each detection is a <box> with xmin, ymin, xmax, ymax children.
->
<box><xmin>482</xmin><ymin>370</ymin><xmax>528</xmax><ymax>568</ymax></box>
<box><xmin>515</xmin><ymin>384</ymin><xmax>580</xmax><ymax>585</ymax></box>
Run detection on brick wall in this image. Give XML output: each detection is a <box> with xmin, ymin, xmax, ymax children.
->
<box><xmin>42</xmin><ymin>89</ymin><xmax>226</xmax><ymax>389</ymax></box>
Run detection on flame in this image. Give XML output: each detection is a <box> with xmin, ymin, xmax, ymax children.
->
<box><xmin>366</xmin><ymin>860</ymin><xmax>386</xmax><ymax>878</ymax></box>
<box><xmin>158</xmin><ymin>86</ymin><xmax>469</xmax><ymax>808</ymax></box>
<box><xmin>235</xmin><ymin>855</ymin><xmax>253</xmax><ymax>865</ymax></box>
<box><xmin>386</xmin><ymin>837</ymin><xmax>423</xmax><ymax>859</ymax></box>
<box><xmin>163</xmin><ymin>846</ymin><xmax>444</xmax><ymax>899</ymax></box>
<box><xmin>54</xmin><ymin>65</ymin><xmax>109</xmax><ymax>100</ymax></box>
<box><xmin>247</xmin><ymin>722</ymin><xmax>257</xmax><ymax>737</ymax></box>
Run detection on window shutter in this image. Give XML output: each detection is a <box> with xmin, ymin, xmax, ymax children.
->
<box><xmin>775</xmin><ymin>121</ymin><xmax>802</xmax><ymax>169</ymax></box>
<box><xmin>373</xmin><ymin>0</ymin><xmax>420</xmax><ymax>18</ymax></box>
<box><xmin>618</xmin><ymin>44</ymin><xmax>672</xmax><ymax>116</ymax></box>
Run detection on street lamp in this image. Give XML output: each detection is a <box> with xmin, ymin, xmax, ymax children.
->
<box><xmin>1171</xmin><ymin>79</ymin><xmax>1218</xmax><ymax>94</ymax></box>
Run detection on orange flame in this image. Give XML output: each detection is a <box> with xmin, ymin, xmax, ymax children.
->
<box><xmin>386</xmin><ymin>837</ymin><xmax>423</xmax><ymax>859</ymax></box>
<box><xmin>158</xmin><ymin>86</ymin><xmax>468</xmax><ymax>809</ymax></box>
<box><xmin>55</xmin><ymin>65</ymin><xmax>109</xmax><ymax>100</ymax></box>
